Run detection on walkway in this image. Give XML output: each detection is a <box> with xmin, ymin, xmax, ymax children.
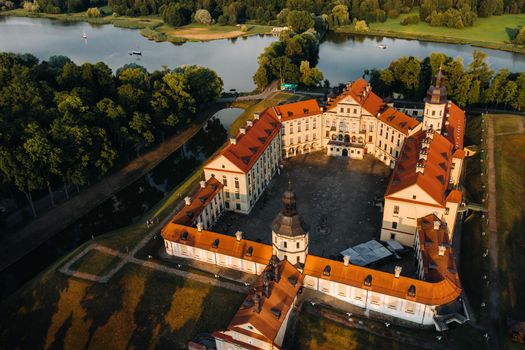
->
<box><xmin>485</xmin><ymin>117</ymin><xmax>500</xmax><ymax>348</ymax></box>
<box><xmin>0</xmin><ymin>104</ymin><xmax>224</xmax><ymax>272</ymax></box>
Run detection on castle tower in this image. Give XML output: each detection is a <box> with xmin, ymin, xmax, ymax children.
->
<box><xmin>423</xmin><ymin>69</ymin><xmax>448</xmax><ymax>133</ymax></box>
<box><xmin>271</xmin><ymin>181</ymin><xmax>309</xmax><ymax>266</ymax></box>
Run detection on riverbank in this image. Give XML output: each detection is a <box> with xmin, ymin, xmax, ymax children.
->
<box><xmin>336</xmin><ymin>13</ymin><xmax>525</xmax><ymax>55</ymax></box>
<box><xmin>0</xmin><ymin>9</ymin><xmax>273</xmax><ymax>43</ymax></box>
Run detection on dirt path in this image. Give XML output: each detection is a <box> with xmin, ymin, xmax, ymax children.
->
<box><xmin>0</xmin><ymin>104</ymin><xmax>223</xmax><ymax>272</ymax></box>
<box><xmin>486</xmin><ymin>117</ymin><xmax>501</xmax><ymax>347</ymax></box>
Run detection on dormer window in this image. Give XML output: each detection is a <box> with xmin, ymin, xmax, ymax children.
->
<box><xmin>246</xmin><ymin>246</ymin><xmax>253</xmax><ymax>257</ymax></box>
<box><xmin>364</xmin><ymin>274</ymin><xmax>372</xmax><ymax>287</ymax></box>
<box><xmin>408</xmin><ymin>285</ymin><xmax>416</xmax><ymax>297</ymax></box>
<box><xmin>323</xmin><ymin>265</ymin><xmax>331</xmax><ymax>276</ymax></box>
<box><xmin>181</xmin><ymin>231</ymin><xmax>188</xmax><ymax>241</ymax></box>
<box><xmin>212</xmin><ymin>239</ymin><xmax>219</xmax><ymax>249</ymax></box>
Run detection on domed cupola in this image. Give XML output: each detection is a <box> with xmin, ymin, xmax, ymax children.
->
<box><xmin>271</xmin><ymin>181</ymin><xmax>309</xmax><ymax>265</ymax></box>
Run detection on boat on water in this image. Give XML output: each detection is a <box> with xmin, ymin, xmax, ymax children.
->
<box><xmin>129</xmin><ymin>50</ymin><xmax>142</xmax><ymax>56</ymax></box>
<box><xmin>377</xmin><ymin>44</ymin><xmax>387</xmax><ymax>49</ymax></box>
<box><xmin>82</xmin><ymin>32</ymin><xmax>88</xmax><ymax>39</ymax></box>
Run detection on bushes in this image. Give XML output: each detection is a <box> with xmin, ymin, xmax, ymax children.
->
<box><xmin>240</xmin><ymin>24</ymin><xmax>249</xmax><ymax>32</ymax></box>
<box><xmin>400</xmin><ymin>13</ymin><xmax>419</xmax><ymax>25</ymax></box>
<box><xmin>514</xmin><ymin>27</ymin><xmax>525</xmax><ymax>45</ymax></box>
<box><xmin>86</xmin><ymin>7</ymin><xmax>101</xmax><ymax>17</ymax></box>
<box><xmin>354</xmin><ymin>20</ymin><xmax>369</xmax><ymax>32</ymax></box>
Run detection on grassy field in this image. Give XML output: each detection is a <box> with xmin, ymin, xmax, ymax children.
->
<box><xmin>491</xmin><ymin>116</ymin><xmax>525</xmax><ymax>334</ymax></box>
<box><xmin>337</xmin><ymin>12</ymin><xmax>525</xmax><ymax>53</ymax></box>
<box><xmin>229</xmin><ymin>92</ymin><xmax>302</xmax><ymax>135</ymax></box>
<box><xmin>1</xmin><ymin>9</ymin><xmax>272</xmax><ymax>43</ymax></box>
<box><xmin>292</xmin><ymin>312</ymin><xmax>418</xmax><ymax>350</ymax></box>
<box><xmin>69</xmin><ymin>250</ymin><xmax>121</xmax><ymax>276</ymax></box>
<box><xmin>0</xmin><ymin>264</ymin><xmax>245</xmax><ymax>349</ymax></box>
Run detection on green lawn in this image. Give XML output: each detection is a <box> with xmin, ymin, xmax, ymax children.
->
<box><xmin>69</xmin><ymin>250</ymin><xmax>121</xmax><ymax>276</ymax></box>
<box><xmin>229</xmin><ymin>92</ymin><xmax>299</xmax><ymax>136</ymax></box>
<box><xmin>0</xmin><ymin>264</ymin><xmax>245</xmax><ymax>349</ymax></box>
<box><xmin>338</xmin><ymin>12</ymin><xmax>525</xmax><ymax>52</ymax></box>
<box><xmin>492</xmin><ymin>116</ymin><xmax>525</xmax><ymax>328</ymax></box>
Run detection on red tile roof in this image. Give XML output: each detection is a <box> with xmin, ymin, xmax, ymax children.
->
<box><xmin>161</xmin><ymin>224</ymin><xmax>273</xmax><ymax>265</ymax></box>
<box><xmin>326</xmin><ymin>78</ymin><xmax>385</xmax><ymax>116</ymax></box>
<box><xmin>275</xmin><ymin>99</ymin><xmax>321</xmax><ymax>122</ymax></box>
<box><xmin>444</xmin><ymin>102</ymin><xmax>465</xmax><ymax>150</ymax></box>
<box><xmin>227</xmin><ymin>259</ymin><xmax>303</xmax><ymax>343</ymax></box>
<box><xmin>379</xmin><ymin>107</ymin><xmax>421</xmax><ymax>135</ymax></box>
<box><xmin>216</xmin><ymin>109</ymin><xmax>281</xmax><ymax>173</ymax></box>
<box><xmin>169</xmin><ymin>178</ymin><xmax>223</xmax><ymax>226</ymax></box>
<box><xmin>416</xmin><ymin>214</ymin><xmax>461</xmax><ymax>291</ymax></box>
<box><xmin>304</xmin><ymin>254</ymin><xmax>461</xmax><ymax>306</ymax></box>
<box><xmin>386</xmin><ymin>130</ymin><xmax>454</xmax><ymax>205</ymax></box>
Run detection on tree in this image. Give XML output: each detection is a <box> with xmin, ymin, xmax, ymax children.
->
<box><xmin>354</xmin><ymin>20</ymin><xmax>369</xmax><ymax>32</ymax></box>
<box><xmin>332</xmin><ymin>4</ymin><xmax>350</xmax><ymax>26</ymax></box>
<box><xmin>484</xmin><ymin>69</ymin><xmax>509</xmax><ymax>103</ymax></box>
<box><xmin>287</xmin><ymin>10</ymin><xmax>315</xmax><ymax>33</ymax></box>
<box><xmin>194</xmin><ymin>9</ymin><xmax>213</xmax><ymax>24</ymax></box>
<box><xmin>468</xmin><ymin>50</ymin><xmax>493</xmax><ymax>87</ymax></box>
<box><xmin>86</xmin><ymin>7</ymin><xmax>101</xmax><ymax>17</ymax></box>
<box><xmin>162</xmin><ymin>3</ymin><xmax>192</xmax><ymax>27</ymax></box>
<box><xmin>502</xmin><ymin>80</ymin><xmax>517</xmax><ymax>109</ymax></box>
<box><xmin>179</xmin><ymin>66</ymin><xmax>223</xmax><ymax>106</ymax></box>
<box><xmin>299</xmin><ymin>60</ymin><xmax>323</xmax><ymax>86</ymax></box>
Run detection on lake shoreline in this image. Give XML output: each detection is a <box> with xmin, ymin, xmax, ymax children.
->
<box><xmin>0</xmin><ymin>9</ymin><xmax>274</xmax><ymax>44</ymax></box>
<box><xmin>335</xmin><ymin>27</ymin><xmax>525</xmax><ymax>55</ymax></box>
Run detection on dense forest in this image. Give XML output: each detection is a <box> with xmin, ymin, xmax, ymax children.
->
<box><xmin>5</xmin><ymin>0</ymin><xmax>524</xmax><ymax>29</ymax></box>
<box><xmin>368</xmin><ymin>50</ymin><xmax>525</xmax><ymax>110</ymax></box>
<box><xmin>0</xmin><ymin>53</ymin><xmax>223</xmax><ymax>217</ymax></box>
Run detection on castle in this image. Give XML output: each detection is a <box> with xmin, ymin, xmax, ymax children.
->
<box><xmin>161</xmin><ymin>71</ymin><xmax>468</xmax><ymax>349</ymax></box>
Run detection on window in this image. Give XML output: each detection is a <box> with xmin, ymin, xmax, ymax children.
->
<box><xmin>451</xmin><ymin>162</ymin><xmax>456</xmax><ymax>169</ymax></box>
<box><xmin>225</xmin><ymin>191</ymin><xmax>230</xmax><ymax>198</ymax></box>
<box><xmin>380</xmin><ymin>130</ymin><xmax>383</xmax><ymax>136</ymax></box>
<box><xmin>235</xmin><ymin>192</ymin><xmax>240</xmax><ymax>199</ymax></box>
<box><xmin>225</xmin><ymin>201</ymin><xmax>230</xmax><ymax>208</ymax></box>
<box><xmin>236</xmin><ymin>203</ymin><xmax>241</xmax><ymax>210</ymax></box>
<box><xmin>222</xmin><ymin>176</ymin><xmax>227</xmax><ymax>186</ymax></box>
<box><xmin>412</xmin><ymin>195</ymin><xmax>416</xmax><ymax>199</ymax></box>
<box><xmin>296</xmin><ymin>242</ymin><xmax>300</xmax><ymax>249</ymax></box>
<box><xmin>325</xmin><ymin>131</ymin><xmax>329</xmax><ymax>137</ymax></box>
<box><xmin>445</xmin><ymin>207</ymin><xmax>450</xmax><ymax>215</ymax></box>
<box><xmin>290</xmin><ymin>125</ymin><xmax>293</xmax><ymax>134</ymax></box>
<box><xmin>284</xmin><ymin>241</ymin><xmax>287</xmax><ymax>248</ymax></box>
<box><xmin>390</xmin><ymin>233</ymin><xmax>396</xmax><ymax>240</ymax></box>
<box><xmin>354</xmin><ymin>108</ymin><xmax>357</xmax><ymax>114</ymax></box>
<box><xmin>298</xmin><ymin>136</ymin><xmax>301</xmax><ymax>143</ymax></box>
<box><xmin>394</xmin><ymin>205</ymin><xmax>399</xmax><ymax>214</ymax></box>
<box><xmin>405</xmin><ymin>301</ymin><xmax>415</xmax><ymax>314</ymax></box>
<box><xmin>340</xmin><ymin>107</ymin><xmax>344</xmax><ymax>113</ymax></box>
<box><xmin>284</xmin><ymin>254</ymin><xmax>287</xmax><ymax>261</ymax></box>
<box><xmin>305</xmin><ymin>135</ymin><xmax>309</xmax><ymax>142</ymax></box>
<box><xmin>313</xmin><ymin>133</ymin><xmax>317</xmax><ymax>140</ymax></box>
<box><xmin>379</xmin><ymin>140</ymin><xmax>382</xmax><ymax>147</ymax></box>
<box><xmin>369</xmin><ymin>135</ymin><xmax>373</xmax><ymax>142</ymax></box>
<box><xmin>392</xmin><ymin>222</ymin><xmax>397</xmax><ymax>229</ymax></box>
<box><xmin>297</xmin><ymin>256</ymin><xmax>300</xmax><ymax>263</ymax></box>
<box><xmin>234</xmin><ymin>178</ymin><xmax>239</xmax><ymax>189</ymax></box>
<box><xmin>432</xmin><ymin>110</ymin><xmax>435</xmax><ymax>116</ymax></box>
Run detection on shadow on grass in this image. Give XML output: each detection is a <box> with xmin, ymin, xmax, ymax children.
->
<box><xmin>0</xmin><ymin>271</ymin><xmax>69</xmax><ymax>349</ymax></box>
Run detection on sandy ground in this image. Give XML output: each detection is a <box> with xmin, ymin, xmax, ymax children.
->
<box><xmin>163</xmin><ymin>27</ymin><xmax>246</xmax><ymax>40</ymax></box>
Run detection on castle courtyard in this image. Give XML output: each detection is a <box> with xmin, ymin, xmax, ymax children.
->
<box><xmin>212</xmin><ymin>151</ymin><xmax>391</xmax><ymax>258</ymax></box>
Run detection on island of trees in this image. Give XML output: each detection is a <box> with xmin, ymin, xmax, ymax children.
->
<box><xmin>0</xmin><ymin>53</ymin><xmax>223</xmax><ymax>218</ymax></box>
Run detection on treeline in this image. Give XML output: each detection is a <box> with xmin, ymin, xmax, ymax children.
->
<box><xmin>34</xmin><ymin>0</ymin><xmax>104</xmax><ymax>14</ymax></box>
<box><xmin>0</xmin><ymin>53</ymin><xmax>223</xmax><ymax>217</ymax></box>
<box><xmin>253</xmin><ymin>28</ymin><xmax>324</xmax><ymax>89</ymax></box>
<box><xmin>369</xmin><ymin>50</ymin><xmax>525</xmax><ymax>110</ymax></box>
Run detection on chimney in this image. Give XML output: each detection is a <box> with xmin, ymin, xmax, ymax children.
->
<box><xmin>426</xmin><ymin>129</ymin><xmax>434</xmax><ymax>139</ymax></box>
<box><xmin>394</xmin><ymin>266</ymin><xmax>402</xmax><ymax>278</ymax></box>
<box><xmin>246</xmin><ymin>120</ymin><xmax>253</xmax><ymax>127</ymax></box>
<box><xmin>277</xmin><ymin>114</ymin><xmax>282</xmax><ymax>121</ymax></box>
<box><xmin>253</xmin><ymin>293</ymin><xmax>261</xmax><ymax>313</ymax></box>
<box><xmin>184</xmin><ymin>196</ymin><xmax>191</xmax><ymax>206</ymax></box>
<box><xmin>253</xmin><ymin>112</ymin><xmax>260</xmax><ymax>120</ymax></box>
<box><xmin>235</xmin><ymin>231</ymin><xmax>243</xmax><ymax>241</ymax></box>
<box><xmin>343</xmin><ymin>255</ymin><xmax>350</xmax><ymax>266</ymax></box>
<box><xmin>416</xmin><ymin>160</ymin><xmax>425</xmax><ymax>174</ymax></box>
<box><xmin>197</xmin><ymin>222</ymin><xmax>203</xmax><ymax>231</ymax></box>
<box><xmin>422</xmin><ymin>137</ymin><xmax>431</xmax><ymax>147</ymax></box>
<box><xmin>438</xmin><ymin>245</ymin><xmax>446</xmax><ymax>256</ymax></box>
<box><xmin>320</xmin><ymin>106</ymin><xmax>325</xmax><ymax>112</ymax></box>
<box><xmin>239</xmin><ymin>127</ymin><xmax>246</xmax><ymax>135</ymax></box>
<box><xmin>199</xmin><ymin>180</ymin><xmax>206</xmax><ymax>188</ymax></box>
<box><xmin>434</xmin><ymin>219</ymin><xmax>440</xmax><ymax>230</ymax></box>
<box><xmin>230</xmin><ymin>137</ymin><xmax>237</xmax><ymax>145</ymax></box>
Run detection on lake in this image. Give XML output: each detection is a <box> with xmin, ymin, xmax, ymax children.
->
<box><xmin>1</xmin><ymin>17</ymin><xmax>525</xmax><ymax>92</ymax></box>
